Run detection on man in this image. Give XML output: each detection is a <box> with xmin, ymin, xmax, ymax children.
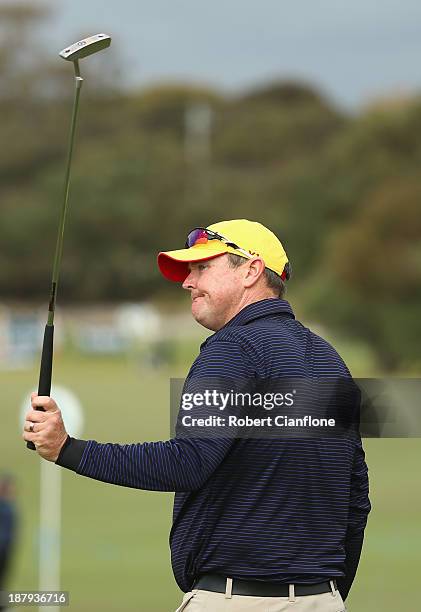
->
<box><xmin>23</xmin><ymin>219</ymin><xmax>370</xmax><ymax>611</ymax></box>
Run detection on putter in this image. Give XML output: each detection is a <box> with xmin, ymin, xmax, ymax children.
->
<box><xmin>27</xmin><ymin>34</ymin><xmax>111</xmax><ymax>450</ymax></box>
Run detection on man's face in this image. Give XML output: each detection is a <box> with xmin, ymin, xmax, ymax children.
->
<box><xmin>182</xmin><ymin>255</ymin><xmax>246</xmax><ymax>331</ymax></box>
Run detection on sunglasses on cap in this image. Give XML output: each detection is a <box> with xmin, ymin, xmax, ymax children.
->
<box><xmin>184</xmin><ymin>227</ymin><xmax>291</xmax><ymax>281</ymax></box>
<box><xmin>185</xmin><ymin>227</ymin><xmax>291</xmax><ymax>281</ymax></box>
<box><xmin>185</xmin><ymin>228</ymin><xmax>254</xmax><ymax>259</ymax></box>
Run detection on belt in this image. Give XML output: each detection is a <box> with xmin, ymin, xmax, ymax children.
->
<box><xmin>193</xmin><ymin>574</ymin><xmax>336</xmax><ymax>597</ymax></box>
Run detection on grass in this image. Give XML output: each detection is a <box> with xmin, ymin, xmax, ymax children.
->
<box><xmin>1</xmin><ymin>346</ymin><xmax>420</xmax><ymax>611</ymax></box>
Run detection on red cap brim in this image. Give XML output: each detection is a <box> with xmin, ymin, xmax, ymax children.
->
<box><xmin>157</xmin><ymin>249</ymin><xmax>227</xmax><ymax>282</ymax></box>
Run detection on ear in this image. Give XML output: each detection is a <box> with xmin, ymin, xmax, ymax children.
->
<box><xmin>243</xmin><ymin>257</ymin><xmax>266</xmax><ymax>288</ymax></box>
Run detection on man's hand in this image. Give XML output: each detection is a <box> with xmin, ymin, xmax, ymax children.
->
<box><xmin>22</xmin><ymin>393</ymin><xmax>68</xmax><ymax>462</ymax></box>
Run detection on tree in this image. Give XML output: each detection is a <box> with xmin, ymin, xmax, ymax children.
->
<box><xmin>306</xmin><ymin>178</ymin><xmax>421</xmax><ymax>371</ymax></box>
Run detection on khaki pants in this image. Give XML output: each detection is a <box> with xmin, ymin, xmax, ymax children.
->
<box><xmin>175</xmin><ymin>579</ymin><xmax>347</xmax><ymax>612</ymax></box>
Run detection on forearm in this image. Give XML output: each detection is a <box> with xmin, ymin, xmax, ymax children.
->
<box><xmin>56</xmin><ymin>435</ymin><xmax>232</xmax><ymax>492</ymax></box>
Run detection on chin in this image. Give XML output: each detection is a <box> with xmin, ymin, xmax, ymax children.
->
<box><xmin>191</xmin><ymin>307</ymin><xmax>217</xmax><ymax>331</ymax></box>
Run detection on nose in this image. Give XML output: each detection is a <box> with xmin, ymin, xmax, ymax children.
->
<box><xmin>182</xmin><ymin>270</ymin><xmax>196</xmax><ymax>290</ymax></box>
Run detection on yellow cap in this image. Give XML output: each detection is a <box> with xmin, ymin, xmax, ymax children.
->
<box><xmin>157</xmin><ymin>219</ymin><xmax>289</xmax><ymax>282</ymax></box>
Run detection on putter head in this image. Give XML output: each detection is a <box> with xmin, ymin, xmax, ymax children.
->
<box><xmin>59</xmin><ymin>33</ymin><xmax>111</xmax><ymax>61</ymax></box>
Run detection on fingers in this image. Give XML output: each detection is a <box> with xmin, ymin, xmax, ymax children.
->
<box><xmin>24</xmin><ymin>393</ymin><xmax>67</xmax><ymax>461</ymax></box>
<box><xmin>23</xmin><ymin>394</ymin><xmax>60</xmax><ymax>437</ymax></box>
<box><xmin>23</xmin><ymin>413</ymin><xmax>47</xmax><ymax>438</ymax></box>
<box><xmin>30</xmin><ymin>394</ymin><xmax>59</xmax><ymax>413</ymax></box>
<box><xmin>30</xmin><ymin>391</ymin><xmax>45</xmax><ymax>412</ymax></box>
<box><xmin>23</xmin><ymin>420</ymin><xmax>37</xmax><ymax>433</ymax></box>
<box><xmin>25</xmin><ymin>409</ymin><xmax>48</xmax><ymax>423</ymax></box>
<box><xmin>22</xmin><ymin>429</ymin><xmax>37</xmax><ymax>445</ymax></box>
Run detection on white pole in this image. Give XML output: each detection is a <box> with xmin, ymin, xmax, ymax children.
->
<box><xmin>184</xmin><ymin>103</ymin><xmax>212</xmax><ymax>163</ymax></box>
<box><xmin>20</xmin><ymin>385</ymin><xmax>84</xmax><ymax>612</ymax></box>
<box><xmin>184</xmin><ymin>103</ymin><xmax>213</xmax><ymax>206</ymax></box>
<box><xmin>39</xmin><ymin>459</ymin><xmax>61</xmax><ymax>612</ymax></box>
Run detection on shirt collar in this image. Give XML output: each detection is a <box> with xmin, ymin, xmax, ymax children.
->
<box><xmin>200</xmin><ymin>298</ymin><xmax>295</xmax><ymax>350</ymax></box>
<box><xmin>223</xmin><ymin>298</ymin><xmax>295</xmax><ymax>328</ymax></box>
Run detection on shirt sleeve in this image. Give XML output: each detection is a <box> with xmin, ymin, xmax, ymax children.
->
<box><xmin>337</xmin><ymin>436</ymin><xmax>371</xmax><ymax>600</ymax></box>
<box><xmin>336</xmin><ymin>531</ymin><xmax>364</xmax><ymax>601</ymax></box>
<box><xmin>55</xmin><ymin>339</ymin><xmax>255</xmax><ymax>492</ymax></box>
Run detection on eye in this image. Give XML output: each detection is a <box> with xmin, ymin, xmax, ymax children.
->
<box><xmin>197</xmin><ymin>264</ymin><xmax>208</xmax><ymax>271</ymax></box>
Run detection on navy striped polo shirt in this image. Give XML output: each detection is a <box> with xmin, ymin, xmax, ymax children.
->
<box><xmin>57</xmin><ymin>298</ymin><xmax>371</xmax><ymax>599</ymax></box>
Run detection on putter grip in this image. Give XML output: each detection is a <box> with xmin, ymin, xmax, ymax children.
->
<box><xmin>26</xmin><ymin>324</ymin><xmax>54</xmax><ymax>450</ymax></box>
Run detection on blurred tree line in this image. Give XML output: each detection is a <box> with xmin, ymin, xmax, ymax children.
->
<box><xmin>0</xmin><ymin>3</ymin><xmax>420</xmax><ymax>371</ymax></box>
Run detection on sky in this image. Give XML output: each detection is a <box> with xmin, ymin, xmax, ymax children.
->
<box><xmin>18</xmin><ymin>0</ymin><xmax>421</xmax><ymax>109</ymax></box>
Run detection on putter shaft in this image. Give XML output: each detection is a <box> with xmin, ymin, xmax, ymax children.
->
<box><xmin>48</xmin><ymin>60</ymin><xmax>83</xmax><ymax>325</ymax></box>
<box><xmin>27</xmin><ymin>34</ymin><xmax>111</xmax><ymax>451</ymax></box>
<box><xmin>27</xmin><ymin>61</ymin><xmax>84</xmax><ymax>450</ymax></box>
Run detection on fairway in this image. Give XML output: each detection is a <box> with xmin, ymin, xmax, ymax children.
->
<box><xmin>2</xmin><ymin>350</ymin><xmax>420</xmax><ymax>611</ymax></box>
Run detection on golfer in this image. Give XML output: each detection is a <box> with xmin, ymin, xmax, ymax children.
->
<box><xmin>23</xmin><ymin>219</ymin><xmax>370</xmax><ymax>611</ymax></box>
